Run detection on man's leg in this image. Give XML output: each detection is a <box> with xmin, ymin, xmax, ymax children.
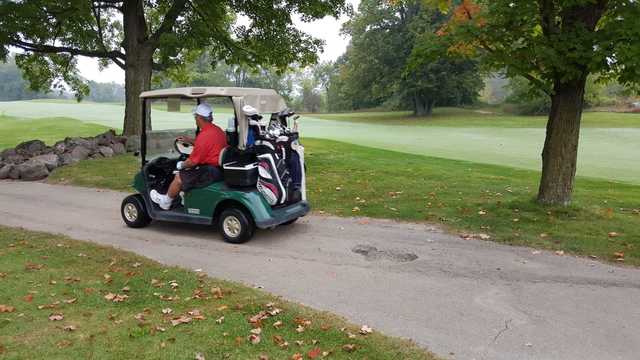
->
<box><xmin>150</xmin><ymin>174</ymin><xmax>182</xmax><ymax>210</ymax></box>
<box><xmin>167</xmin><ymin>174</ymin><xmax>182</xmax><ymax>198</ymax></box>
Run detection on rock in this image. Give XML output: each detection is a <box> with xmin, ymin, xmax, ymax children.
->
<box><xmin>114</xmin><ymin>135</ymin><xmax>128</xmax><ymax>145</ymax></box>
<box><xmin>53</xmin><ymin>140</ymin><xmax>67</xmax><ymax>154</ymax></box>
<box><xmin>126</xmin><ymin>136</ymin><xmax>141</xmax><ymax>153</ymax></box>
<box><xmin>9</xmin><ymin>165</ymin><xmax>21</xmax><ymax>179</ymax></box>
<box><xmin>59</xmin><ymin>153</ymin><xmax>75</xmax><ymax>166</ymax></box>
<box><xmin>70</xmin><ymin>145</ymin><xmax>91</xmax><ymax>161</ymax></box>
<box><xmin>0</xmin><ymin>164</ymin><xmax>14</xmax><ymax>179</ymax></box>
<box><xmin>0</xmin><ymin>148</ymin><xmax>17</xmax><ymax>160</ymax></box>
<box><xmin>98</xmin><ymin>146</ymin><xmax>114</xmax><ymax>158</ymax></box>
<box><xmin>96</xmin><ymin>130</ymin><xmax>117</xmax><ymax>146</ymax></box>
<box><xmin>15</xmin><ymin>140</ymin><xmax>46</xmax><ymax>156</ymax></box>
<box><xmin>16</xmin><ymin>160</ymin><xmax>49</xmax><ymax>181</ymax></box>
<box><xmin>31</xmin><ymin>153</ymin><xmax>59</xmax><ymax>171</ymax></box>
<box><xmin>4</xmin><ymin>154</ymin><xmax>25</xmax><ymax>165</ymax></box>
<box><xmin>111</xmin><ymin>142</ymin><xmax>126</xmax><ymax>155</ymax></box>
<box><xmin>65</xmin><ymin>137</ymin><xmax>96</xmax><ymax>151</ymax></box>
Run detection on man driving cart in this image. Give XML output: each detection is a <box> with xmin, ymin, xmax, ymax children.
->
<box><xmin>150</xmin><ymin>103</ymin><xmax>227</xmax><ymax>210</ymax></box>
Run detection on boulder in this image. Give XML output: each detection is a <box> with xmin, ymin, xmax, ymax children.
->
<box><xmin>65</xmin><ymin>137</ymin><xmax>97</xmax><ymax>151</ymax></box>
<box><xmin>15</xmin><ymin>140</ymin><xmax>46</xmax><ymax>156</ymax></box>
<box><xmin>114</xmin><ymin>135</ymin><xmax>128</xmax><ymax>145</ymax></box>
<box><xmin>9</xmin><ymin>165</ymin><xmax>21</xmax><ymax>179</ymax></box>
<box><xmin>126</xmin><ymin>136</ymin><xmax>141</xmax><ymax>153</ymax></box>
<box><xmin>4</xmin><ymin>154</ymin><xmax>26</xmax><ymax>165</ymax></box>
<box><xmin>31</xmin><ymin>153</ymin><xmax>60</xmax><ymax>171</ymax></box>
<box><xmin>59</xmin><ymin>153</ymin><xmax>75</xmax><ymax>166</ymax></box>
<box><xmin>96</xmin><ymin>129</ymin><xmax>117</xmax><ymax>146</ymax></box>
<box><xmin>98</xmin><ymin>146</ymin><xmax>114</xmax><ymax>158</ymax></box>
<box><xmin>0</xmin><ymin>148</ymin><xmax>17</xmax><ymax>160</ymax></box>
<box><xmin>53</xmin><ymin>140</ymin><xmax>67</xmax><ymax>154</ymax></box>
<box><xmin>0</xmin><ymin>164</ymin><xmax>14</xmax><ymax>179</ymax></box>
<box><xmin>111</xmin><ymin>142</ymin><xmax>126</xmax><ymax>155</ymax></box>
<box><xmin>70</xmin><ymin>145</ymin><xmax>91</xmax><ymax>161</ymax></box>
<box><xmin>16</xmin><ymin>160</ymin><xmax>49</xmax><ymax>181</ymax></box>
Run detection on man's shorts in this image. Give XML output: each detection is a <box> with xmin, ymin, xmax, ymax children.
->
<box><xmin>179</xmin><ymin>165</ymin><xmax>223</xmax><ymax>192</ymax></box>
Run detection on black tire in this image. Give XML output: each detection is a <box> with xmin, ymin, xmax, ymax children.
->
<box><xmin>218</xmin><ymin>207</ymin><xmax>255</xmax><ymax>244</ymax></box>
<box><xmin>121</xmin><ymin>194</ymin><xmax>152</xmax><ymax>228</ymax></box>
<box><xmin>281</xmin><ymin>218</ymin><xmax>298</xmax><ymax>226</ymax></box>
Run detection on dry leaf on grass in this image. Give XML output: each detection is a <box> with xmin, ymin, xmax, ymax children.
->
<box><xmin>104</xmin><ymin>293</ymin><xmax>128</xmax><ymax>303</ymax></box>
<box><xmin>0</xmin><ymin>305</ymin><xmax>15</xmax><ymax>313</ymax></box>
<box><xmin>195</xmin><ymin>352</ymin><xmax>205</xmax><ymax>360</ymax></box>
<box><xmin>49</xmin><ymin>313</ymin><xmax>64</xmax><ymax>321</ymax></box>
<box><xmin>342</xmin><ymin>344</ymin><xmax>357</xmax><ymax>353</ymax></box>
<box><xmin>248</xmin><ymin>334</ymin><xmax>261</xmax><ymax>345</ymax></box>
<box><xmin>170</xmin><ymin>316</ymin><xmax>192</xmax><ymax>327</ymax></box>
<box><xmin>307</xmin><ymin>348</ymin><xmax>322</xmax><ymax>359</ymax></box>
<box><xmin>360</xmin><ymin>325</ymin><xmax>373</xmax><ymax>334</ymax></box>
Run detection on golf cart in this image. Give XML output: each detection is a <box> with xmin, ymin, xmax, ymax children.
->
<box><xmin>120</xmin><ymin>87</ymin><xmax>309</xmax><ymax>243</ymax></box>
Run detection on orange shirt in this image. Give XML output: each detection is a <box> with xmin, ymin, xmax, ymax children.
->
<box><xmin>189</xmin><ymin>122</ymin><xmax>227</xmax><ymax>166</ymax></box>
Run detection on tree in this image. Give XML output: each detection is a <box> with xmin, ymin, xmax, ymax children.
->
<box><xmin>437</xmin><ymin>0</ymin><xmax>640</xmax><ymax>205</ymax></box>
<box><xmin>0</xmin><ymin>55</ymin><xmax>48</xmax><ymax>101</ymax></box>
<box><xmin>333</xmin><ymin>0</ymin><xmax>482</xmax><ymax>115</ymax></box>
<box><xmin>0</xmin><ymin>0</ymin><xmax>348</xmax><ymax>135</ymax></box>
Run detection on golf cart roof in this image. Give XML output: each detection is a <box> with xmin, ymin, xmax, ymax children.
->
<box><xmin>139</xmin><ymin>86</ymin><xmax>287</xmax><ymax>113</ymax></box>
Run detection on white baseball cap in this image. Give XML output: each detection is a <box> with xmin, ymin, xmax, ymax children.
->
<box><xmin>242</xmin><ymin>104</ymin><xmax>259</xmax><ymax>116</ymax></box>
<box><xmin>192</xmin><ymin>103</ymin><xmax>213</xmax><ymax>118</ymax></box>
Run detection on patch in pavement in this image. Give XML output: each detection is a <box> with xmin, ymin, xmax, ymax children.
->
<box><xmin>352</xmin><ymin>244</ymin><xmax>418</xmax><ymax>262</ymax></box>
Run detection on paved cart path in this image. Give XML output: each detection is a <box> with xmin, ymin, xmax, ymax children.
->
<box><xmin>0</xmin><ymin>181</ymin><xmax>639</xmax><ymax>360</ymax></box>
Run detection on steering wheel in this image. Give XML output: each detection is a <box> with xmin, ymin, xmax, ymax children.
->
<box><xmin>174</xmin><ymin>139</ymin><xmax>193</xmax><ymax>160</ymax></box>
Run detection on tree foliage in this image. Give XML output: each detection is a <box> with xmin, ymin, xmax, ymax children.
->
<box><xmin>329</xmin><ymin>0</ymin><xmax>482</xmax><ymax>115</ymax></box>
<box><xmin>0</xmin><ymin>0</ymin><xmax>349</xmax><ymax>134</ymax></box>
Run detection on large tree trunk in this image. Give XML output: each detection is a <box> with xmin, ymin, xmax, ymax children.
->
<box><xmin>122</xmin><ymin>0</ymin><xmax>152</xmax><ymax>137</ymax></box>
<box><xmin>413</xmin><ymin>95</ymin><xmax>434</xmax><ymax>117</ymax></box>
<box><xmin>537</xmin><ymin>76</ymin><xmax>588</xmax><ymax>205</ymax></box>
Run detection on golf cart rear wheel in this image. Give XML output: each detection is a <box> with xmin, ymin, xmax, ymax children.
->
<box><xmin>121</xmin><ymin>194</ymin><xmax>151</xmax><ymax>228</ymax></box>
<box><xmin>218</xmin><ymin>207</ymin><xmax>254</xmax><ymax>244</ymax></box>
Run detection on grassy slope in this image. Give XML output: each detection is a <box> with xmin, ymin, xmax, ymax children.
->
<box><xmin>0</xmin><ymin>226</ymin><xmax>436</xmax><ymax>359</ymax></box>
<box><xmin>0</xmin><ymin>116</ymin><xmax>109</xmax><ymax>150</ymax></box>
<box><xmin>48</xmin><ymin>139</ymin><xmax>640</xmax><ymax>265</ymax></box>
<box><xmin>310</xmin><ymin>108</ymin><xmax>640</xmax><ymax>128</ymax></box>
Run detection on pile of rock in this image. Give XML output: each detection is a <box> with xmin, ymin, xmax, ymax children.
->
<box><xmin>0</xmin><ymin>130</ymin><xmax>127</xmax><ymax>181</ymax></box>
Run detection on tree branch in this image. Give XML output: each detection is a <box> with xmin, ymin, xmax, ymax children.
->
<box><xmin>149</xmin><ymin>0</ymin><xmax>188</xmax><ymax>45</ymax></box>
<box><xmin>10</xmin><ymin>39</ymin><xmax>126</xmax><ymax>62</ymax></box>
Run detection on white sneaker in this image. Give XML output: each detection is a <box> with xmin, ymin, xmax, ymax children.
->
<box><xmin>149</xmin><ymin>190</ymin><xmax>173</xmax><ymax>210</ymax></box>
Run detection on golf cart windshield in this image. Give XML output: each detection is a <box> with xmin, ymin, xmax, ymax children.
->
<box><xmin>143</xmin><ymin>97</ymin><xmax>234</xmax><ymax>161</ymax></box>
<box><xmin>139</xmin><ymin>87</ymin><xmax>287</xmax><ymax>164</ymax></box>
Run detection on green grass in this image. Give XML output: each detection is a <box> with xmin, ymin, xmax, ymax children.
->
<box><xmin>0</xmin><ymin>226</ymin><xmax>436</xmax><ymax>359</ymax></box>
<box><xmin>0</xmin><ymin>116</ymin><xmax>109</xmax><ymax>150</ymax></box>
<box><xmin>47</xmin><ymin>139</ymin><xmax>640</xmax><ymax>266</ymax></box>
<box><xmin>2</xmin><ymin>102</ymin><xmax>639</xmax><ymax>183</ymax></box>
<box><xmin>311</xmin><ymin>108</ymin><xmax>640</xmax><ymax>128</ymax></box>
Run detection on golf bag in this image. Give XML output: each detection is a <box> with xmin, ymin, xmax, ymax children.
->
<box><xmin>254</xmin><ymin>133</ymin><xmax>304</xmax><ymax>206</ymax></box>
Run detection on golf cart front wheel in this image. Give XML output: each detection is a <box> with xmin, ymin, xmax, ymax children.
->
<box><xmin>218</xmin><ymin>207</ymin><xmax>254</xmax><ymax>244</ymax></box>
<box><xmin>121</xmin><ymin>194</ymin><xmax>151</xmax><ymax>228</ymax></box>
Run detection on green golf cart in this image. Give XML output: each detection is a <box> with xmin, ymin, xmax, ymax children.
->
<box><xmin>120</xmin><ymin>87</ymin><xmax>309</xmax><ymax>243</ymax></box>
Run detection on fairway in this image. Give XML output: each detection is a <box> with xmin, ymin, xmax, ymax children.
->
<box><xmin>1</xmin><ymin>100</ymin><xmax>639</xmax><ymax>184</ymax></box>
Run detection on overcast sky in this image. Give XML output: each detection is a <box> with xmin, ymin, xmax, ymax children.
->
<box><xmin>77</xmin><ymin>0</ymin><xmax>360</xmax><ymax>84</ymax></box>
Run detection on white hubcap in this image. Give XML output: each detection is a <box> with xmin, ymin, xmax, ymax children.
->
<box><xmin>124</xmin><ymin>203</ymin><xmax>138</xmax><ymax>222</ymax></box>
<box><xmin>223</xmin><ymin>216</ymin><xmax>242</xmax><ymax>238</ymax></box>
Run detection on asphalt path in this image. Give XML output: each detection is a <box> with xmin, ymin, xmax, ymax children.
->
<box><xmin>0</xmin><ymin>181</ymin><xmax>638</xmax><ymax>360</ymax></box>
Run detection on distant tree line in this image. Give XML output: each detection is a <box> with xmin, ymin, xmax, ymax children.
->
<box><xmin>0</xmin><ymin>55</ymin><xmax>125</xmax><ymax>103</ymax></box>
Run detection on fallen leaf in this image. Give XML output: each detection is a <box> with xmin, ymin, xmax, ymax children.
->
<box><xmin>63</xmin><ymin>325</ymin><xmax>76</xmax><ymax>332</ymax></box>
<box><xmin>554</xmin><ymin>250</ymin><xmax>565</xmax><ymax>256</ymax></box>
<box><xmin>614</xmin><ymin>252</ymin><xmax>625</xmax><ymax>259</ymax></box>
<box><xmin>295</xmin><ymin>325</ymin><xmax>305</xmax><ymax>333</ymax></box>
<box><xmin>25</xmin><ymin>263</ymin><xmax>44</xmax><ymax>271</ymax></box>
<box><xmin>162</xmin><ymin>308</ymin><xmax>173</xmax><ymax>315</ymax></box>
<box><xmin>103</xmin><ymin>274</ymin><xmax>112</xmax><ymax>284</ymax></box>
<box><xmin>216</xmin><ymin>316</ymin><xmax>224</xmax><ymax>324</ymax></box>
<box><xmin>307</xmin><ymin>348</ymin><xmax>322</xmax><ymax>359</ymax></box>
<box><xmin>23</xmin><ymin>294</ymin><xmax>33</xmax><ymax>302</ymax></box>
<box><xmin>104</xmin><ymin>293</ymin><xmax>128</xmax><ymax>303</ymax></box>
<box><xmin>121</xmin><ymin>286</ymin><xmax>130</xmax><ymax>292</ymax></box>
<box><xmin>132</xmin><ymin>262</ymin><xmax>142</xmax><ymax>268</ymax></box>
<box><xmin>342</xmin><ymin>344</ymin><xmax>356</xmax><ymax>353</ymax></box>
<box><xmin>608</xmin><ymin>232</ymin><xmax>620</xmax><ymax>238</ymax></box>
<box><xmin>272</xmin><ymin>320</ymin><xmax>283</xmax><ymax>328</ymax></box>
<box><xmin>64</xmin><ymin>298</ymin><xmax>77</xmax><ymax>304</ymax></box>
<box><xmin>360</xmin><ymin>325</ymin><xmax>373</xmax><ymax>335</ymax></box>
<box><xmin>170</xmin><ymin>315</ymin><xmax>192</xmax><ymax>327</ymax></box>
<box><xmin>49</xmin><ymin>313</ymin><xmax>64</xmax><ymax>321</ymax></box>
<box><xmin>248</xmin><ymin>334</ymin><xmax>261</xmax><ymax>344</ymax></box>
<box><xmin>195</xmin><ymin>352</ymin><xmax>205</xmax><ymax>360</ymax></box>
<box><xmin>0</xmin><ymin>305</ymin><xmax>15</xmax><ymax>313</ymax></box>
<box><xmin>291</xmin><ymin>353</ymin><xmax>303</xmax><ymax>360</ymax></box>
<box><xmin>478</xmin><ymin>210</ymin><xmax>487</xmax><ymax>215</ymax></box>
<box><xmin>250</xmin><ymin>328</ymin><xmax>262</xmax><ymax>335</ymax></box>
<box><xmin>56</xmin><ymin>340</ymin><xmax>72</xmax><ymax>349</ymax></box>
<box><xmin>258</xmin><ymin>355</ymin><xmax>269</xmax><ymax>360</ymax></box>
<box><xmin>211</xmin><ymin>287</ymin><xmax>223</xmax><ymax>299</ymax></box>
